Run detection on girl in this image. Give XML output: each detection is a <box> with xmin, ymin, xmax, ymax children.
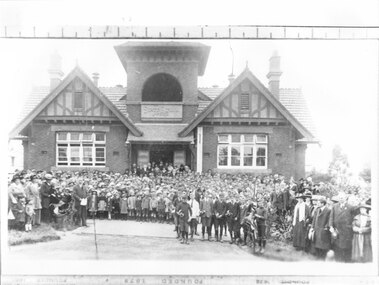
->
<box><xmin>352</xmin><ymin>203</ymin><xmax>372</xmax><ymax>263</ymax></box>
<box><xmin>120</xmin><ymin>193</ymin><xmax>128</xmax><ymax>220</ymax></box>
<box><xmin>25</xmin><ymin>199</ymin><xmax>35</xmax><ymax>232</ymax></box>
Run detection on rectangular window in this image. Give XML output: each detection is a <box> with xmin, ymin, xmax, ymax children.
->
<box><xmin>218</xmin><ymin>146</ymin><xmax>228</xmax><ymax>166</ymax></box>
<box><xmin>217</xmin><ymin>134</ymin><xmax>267</xmax><ymax>169</ymax></box>
<box><xmin>74</xmin><ymin>92</ymin><xmax>84</xmax><ymax>109</ymax></box>
<box><xmin>240</xmin><ymin>93</ymin><xmax>250</xmax><ymax>112</ymax></box>
<box><xmin>56</xmin><ymin>132</ymin><xmax>106</xmax><ymax>167</ymax></box>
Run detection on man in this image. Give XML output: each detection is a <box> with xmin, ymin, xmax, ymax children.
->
<box><xmin>177</xmin><ymin>192</ymin><xmax>192</xmax><ymax>244</ymax></box>
<box><xmin>200</xmin><ymin>192</ymin><xmax>213</xmax><ymax>241</ymax></box>
<box><xmin>72</xmin><ymin>178</ymin><xmax>89</xmax><ymax>227</ymax></box>
<box><xmin>225</xmin><ymin>195</ymin><xmax>235</xmax><ymax>244</ymax></box>
<box><xmin>40</xmin><ymin>174</ymin><xmax>54</xmax><ymax>223</ymax></box>
<box><xmin>213</xmin><ymin>193</ymin><xmax>227</xmax><ymax>242</ymax></box>
<box><xmin>311</xmin><ymin>197</ymin><xmax>331</xmax><ymax>260</ymax></box>
<box><xmin>189</xmin><ymin>191</ymin><xmax>200</xmax><ymax>241</ymax></box>
<box><xmin>231</xmin><ymin>194</ymin><xmax>241</xmax><ymax>244</ymax></box>
<box><xmin>328</xmin><ymin>193</ymin><xmax>356</xmax><ymax>262</ymax></box>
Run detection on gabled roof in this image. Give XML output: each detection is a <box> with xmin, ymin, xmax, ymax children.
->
<box><xmin>9</xmin><ymin>67</ymin><xmax>142</xmax><ymax>139</ymax></box>
<box><xmin>179</xmin><ymin>67</ymin><xmax>316</xmax><ymax>141</ymax></box>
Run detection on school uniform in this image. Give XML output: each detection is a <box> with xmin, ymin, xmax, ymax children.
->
<box><xmin>177</xmin><ymin>200</ymin><xmax>192</xmax><ymax>233</ymax></box>
<box><xmin>189</xmin><ymin>198</ymin><xmax>200</xmax><ymax>238</ymax></box>
<box><xmin>213</xmin><ymin>199</ymin><xmax>227</xmax><ymax>241</ymax></box>
<box><xmin>72</xmin><ymin>183</ymin><xmax>89</xmax><ymax>226</ymax></box>
<box><xmin>120</xmin><ymin>197</ymin><xmax>128</xmax><ymax>220</ymax></box>
<box><xmin>135</xmin><ymin>197</ymin><xmax>142</xmax><ymax>220</ymax></box>
<box><xmin>200</xmin><ymin>198</ymin><xmax>213</xmax><ymax>239</ymax></box>
<box><xmin>142</xmin><ymin>196</ymin><xmax>151</xmax><ymax>220</ymax></box>
<box><xmin>127</xmin><ymin>195</ymin><xmax>136</xmax><ymax>218</ymax></box>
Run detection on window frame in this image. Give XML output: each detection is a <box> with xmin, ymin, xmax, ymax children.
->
<box><xmin>217</xmin><ymin>134</ymin><xmax>268</xmax><ymax>169</ymax></box>
<box><xmin>56</xmin><ymin>132</ymin><xmax>106</xmax><ymax>167</ymax></box>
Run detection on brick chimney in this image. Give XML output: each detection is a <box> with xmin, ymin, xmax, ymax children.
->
<box><xmin>92</xmin><ymin>72</ymin><xmax>99</xmax><ymax>87</ymax></box>
<box><xmin>266</xmin><ymin>51</ymin><xmax>282</xmax><ymax>99</ymax></box>
<box><xmin>48</xmin><ymin>51</ymin><xmax>64</xmax><ymax>91</ymax></box>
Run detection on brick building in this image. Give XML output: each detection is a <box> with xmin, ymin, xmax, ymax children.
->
<box><xmin>9</xmin><ymin>42</ymin><xmax>318</xmax><ymax>178</ymax></box>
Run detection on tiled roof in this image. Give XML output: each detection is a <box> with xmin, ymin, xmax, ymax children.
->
<box><xmin>198</xmin><ymin>87</ymin><xmax>225</xmax><ymax>100</ymax></box>
<box><xmin>279</xmin><ymin>88</ymin><xmax>317</xmax><ymax>138</ymax></box>
<box><xmin>99</xmin><ymin>86</ymin><xmax>128</xmax><ymax>118</ymax></box>
<box><xmin>14</xmin><ymin>85</ymin><xmax>316</xmax><ymax>141</ymax></box>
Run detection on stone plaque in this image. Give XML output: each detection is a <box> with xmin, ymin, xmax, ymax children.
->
<box><xmin>141</xmin><ymin>104</ymin><xmax>182</xmax><ymax>120</ymax></box>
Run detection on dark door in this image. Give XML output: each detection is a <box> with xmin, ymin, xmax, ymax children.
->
<box><xmin>150</xmin><ymin>150</ymin><xmax>174</xmax><ymax>165</ymax></box>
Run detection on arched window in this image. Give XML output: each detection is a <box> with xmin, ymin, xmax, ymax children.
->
<box><xmin>142</xmin><ymin>73</ymin><xmax>183</xmax><ymax>102</ymax></box>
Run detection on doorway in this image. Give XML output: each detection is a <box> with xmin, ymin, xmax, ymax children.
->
<box><xmin>150</xmin><ymin>150</ymin><xmax>174</xmax><ymax>165</ymax></box>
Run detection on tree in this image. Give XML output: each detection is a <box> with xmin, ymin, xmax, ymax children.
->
<box><xmin>328</xmin><ymin>145</ymin><xmax>351</xmax><ymax>186</ymax></box>
<box><xmin>359</xmin><ymin>167</ymin><xmax>371</xmax><ymax>183</ymax></box>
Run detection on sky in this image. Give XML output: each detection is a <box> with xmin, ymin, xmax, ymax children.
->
<box><xmin>0</xmin><ymin>0</ymin><xmax>378</xmax><ymax>174</ymax></box>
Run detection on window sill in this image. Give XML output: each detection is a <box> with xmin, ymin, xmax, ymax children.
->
<box><xmin>52</xmin><ymin>166</ymin><xmax>110</xmax><ymax>171</ymax></box>
<box><xmin>214</xmin><ymin>168</ymin><xmax>272</xmax><ymax>174</ymax></box>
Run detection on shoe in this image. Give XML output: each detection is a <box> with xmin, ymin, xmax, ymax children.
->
<box><xmin>242</xmin><ymin>242</ymin><xmax>247</xmax><ymax>246</ymax></box>
<box><xmin>190</xmin><ymin>237</ymin><xmax>194</xmax><ymax>242</ymax></box>
<box><xmin>219</xmin><ymin>239</ymin><xmax>223</xmax><ymax>243</ymax></box>
<box><xmin>261</xmin><ymin>248</ymin><xmax>265</xmax><ymax>254</ymax></box>
<box><xmin>201</xmin><ymin>235</ymin><xmax>205</xmax><ymax>241</ymax></box>
<box><xmin>229</xmin><ymin>240</ymin><xmax>234</xmax><ymax>244</ymax></box>
<box><xmin>195</xmin><ymin>233</ymin><xmax>199</xmax><ymax>236</ymax></box>
<box><xmin>180</xmin><ymin>240</ymin><xmax>185</xmax><ymax>244</ymax></box>
<box><xmin>185</xmin><ymin>240</ymin><xmax>190</xmax><ymax>245</ymax></box>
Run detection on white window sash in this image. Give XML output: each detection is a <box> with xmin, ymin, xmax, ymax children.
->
<box><xmin>217</xmin><ymin>134</ymin><xmax>267</xmax><ymax>169</ymax></box>
<box><xmin>56</xmin><ymin>132</ymin><xmax>106</xmax><ymax>167</ymax></box>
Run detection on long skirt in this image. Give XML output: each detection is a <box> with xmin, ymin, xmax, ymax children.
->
<box><xmin>352</xmin><ymin>233</ymin><xmax>372</xmax><ymax>263</ymax></box>
<box><xmin>293</xmin><ymin>220</ymin><xmax>307</xmax><ymax>249</ymax></box>
<box><xmin>34</xmin><ymin>209</ymin><xmax>41</xmax><ymax>225</ymax></box>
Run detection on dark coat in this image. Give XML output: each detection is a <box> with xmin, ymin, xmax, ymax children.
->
<box><xmin>282</xmin><ymin>189</ymin><xmax>290</xmax><ymax>210</ymax></box>
<box><xmin>329</xmin><ymin>203</ymin><xmax>356</xmax><ymax>249</ymax></box>
<box><xmin>200</xmin><ymin>199</ymin><xmax>213</xmax><ymax>218</ymax></box>
<box><xmin>213</xmin><ymin>200</ymin><xmax>227</xmax><ymax>218</ymax></box>
<box><xmin>40</xmin><ymin>182</ymin><xmax>53</xmax><ymax>209</ymax></box>
<box><xmin>292</xmin><ymin>204</ymin><xmax>310</xmax><ymax>248</ymax></box>
<box><xmin>177</xmin><ymin>201</ymin><xmax>192</xmax><ymax>222</ymax></box>
<box><xmin>312</xmin><ymin>206</ymin><xmax>331</xmax><ymax>250</ymax></box>
<box><xmin>72</xmin><ymin>184</ymin><xmax>89</xmax><ymax>210</ymax></box>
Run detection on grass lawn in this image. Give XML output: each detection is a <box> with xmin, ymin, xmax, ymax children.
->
<box><xmin>8</xmin><ymin>223</ymin><xmax>61</xmax><ymax>246</ymax></box>
<box><xmin>251</xmin><ymin>239</ymin><xmax>318</xmax><ymax>262</ymax></box>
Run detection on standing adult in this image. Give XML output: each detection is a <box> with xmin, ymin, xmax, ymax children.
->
<box><xmin>73</xmin><ymin>178</ymin><xmax>89</xmax><ymax>227</ymax></box>
<box><xmin>40</xmin><ymin>174</ymin><xmax>54</xmax><ymax>223</ymax></box>
<box><xmin>177</xmin><ymin>192</ymin><xmax>192</xmax><ymax>244</ymax></box>
<box><xmin>213</xmin><ymin>193</ymin><xmax>227</xmax><ymax>242</ymax></box>
<box><xmin>189</xmin><ymin>192</ymin><xmax>200</xmax><ymax>241</ymax></box>
<box><xmin>25</xmin><ymin>175</ymin><xmax>42</xmax><ymax>226</ymax></box>
<box><xmin>352</xmin><ymin>203</ymin><xmax>372</xmax><ymax>263</ymax></box>
<box><xmin>292</xmin><ymin>194</ymin><xmax>310</xmax><ymax>250</ymax></box>
<box><xmin>200</xmin><ymin>192</ymin><xmax>213</xmax><ymax>241</ymax></box>
<box><xmin>311</xmin><ymin>197</ymin><xmax>331</xmax><ymax>260</ymax></box>
<box><xmin>328</xmin><ymin>194</ymin><xmax>356</xmax><ymax>262</ymax></box>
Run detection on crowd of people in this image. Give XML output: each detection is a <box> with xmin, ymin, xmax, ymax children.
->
<box><xmin>7</xmin><ymin>162</ymin><xmax>372</xmax><ymax>263</ymax></box>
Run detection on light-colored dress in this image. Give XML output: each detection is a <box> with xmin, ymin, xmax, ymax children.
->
<box><xmin>352</xmin><ymin>213</ymin><xmax>372</xmax><ymax>262</ymax></box>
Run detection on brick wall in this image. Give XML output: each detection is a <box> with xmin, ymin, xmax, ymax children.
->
<box><xmin>201</xmin><ymin>124</ymin><xmax>300</xmax><ymax>177</ymax></box>
<box><xmin>106</xmin><ymin>125</ymin><xmax>129</xmax><ymax>173</ymax></box>
<box><xmin>126</xmin><ymin>61</ymin><xmax>199</xmax><ymax>123</ymax></box>
<box><xmin>25</xmin><ymin>122</ymin><xmax>130</xmax><ymax>172</ymax></box>
<box><xmin>295</xmin><ymin>144</ymin><xmax>307</xmax><ymax>179</ymax></box>
<box><xmin>27</xmin><ymin>122</ymin><xmax>55</xmax><ymax>170</ymax></box>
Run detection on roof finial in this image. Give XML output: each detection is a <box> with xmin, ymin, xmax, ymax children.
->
<box><xmin>245</xmin><ymin>60</ymin><xmax>249</xmax><ymax>69</ymax></box>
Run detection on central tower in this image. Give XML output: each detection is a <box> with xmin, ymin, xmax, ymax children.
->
<box><xmin>114</xmin><ymin>41</ymin><xmax>210</xmax><ymax>123</ymax></box>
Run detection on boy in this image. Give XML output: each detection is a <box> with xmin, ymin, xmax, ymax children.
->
<box><xmin>177</xmin><ymin>192</ymin><xmax>192</xmax><ymax>244</ymax></box>
<box><xmin>25</xmin><ymin>199</ymin><xmax>35</xmax><ymax>232</ymax></box>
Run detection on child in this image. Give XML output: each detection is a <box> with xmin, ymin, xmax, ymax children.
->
<box><xmin>157</xmin><ymin>194</ymin><xmax>166</xmax><ymax>223</ymax></box>
<box><xmin>120</xmin><ymin>193</ymin><xmax>128</xmax><ymax>220</ymax></box>
<box><xmin>97</xmin><ymin>192</ymin><xmax>107</xmax><ymax>220</ymax></box>
<box><xmin>135</xmin><ymin>194</ymin><xmax>142</xmax><ymax>222</ymax></box>
<box><xmin>150</xmin><ymin>193</ymin><xmax>158</xmax><ymax>222</ymax></box>
<box><xmin>88</xmin><ymin>190</ymin><xmax>98</xmax><ymax>219</ymax></box>
<box><xmin>142</xmin><ymin>194</ymin><xmax>150</xmax><ymax>222</ymax></box>
<box><xmin>128</xmin><ymin>190</ymin><xmax>136</xmax><ymax>220</ymax></box>
<box><xmin>25</xmin><ymin>199</ymin><xmax>35</xmax><ymax>232</ymax></box>
<box><xmin>15</xmin><ymin>197</ymin><xmax>26</xmax><ymax>231</ymax></box>
<box><xmin>255</xmin><ymin>200</ymin><xmax>268</xmax><ymax>253</ymax></box>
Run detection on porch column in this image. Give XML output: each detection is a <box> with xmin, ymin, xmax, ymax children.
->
<box><xmin>196</xmin><ymin>126</ymin><xmax>203</xmax><ymax>173</ymax></box>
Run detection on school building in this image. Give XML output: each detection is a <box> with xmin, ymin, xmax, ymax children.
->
<box><xmin>9</xmin><ymin>41</ymin><xmax>318</xmax><ymax>178</ymax></box>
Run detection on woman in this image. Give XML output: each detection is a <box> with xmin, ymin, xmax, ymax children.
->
<box><xmin>25</xmin><ymin>175</ymin><xmax>42</xmax><ymax>226</ymax></box>
<box><xmin>352</xmin><ymin>203</ymin><xmax>372</xmax><ymax>263</ymax></box>
<box><xmin>292</xmin><ymin>194</ymin><xmax>310</xmax><ymax>250</ymax></box>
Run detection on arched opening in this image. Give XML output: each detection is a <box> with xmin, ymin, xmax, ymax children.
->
<box><xmin>142</xmin><ymin>73</ymin><xmax>183</xmax><ymax>102</ymax></box>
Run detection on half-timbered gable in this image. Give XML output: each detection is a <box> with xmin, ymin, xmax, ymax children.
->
<box><xmin>37</xmin><ymin>78</ymin><xmax>118</xmax><ymax>120</ymax></box>
<box><xmin>206</xmin><ymin>79</ymin><xmax>285</xmax><ymax>120</ymax></box>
